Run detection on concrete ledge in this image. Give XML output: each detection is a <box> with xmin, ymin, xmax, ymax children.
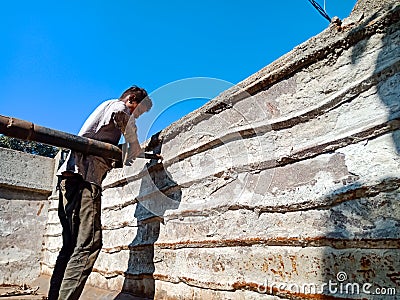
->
<box><xmin>0</xmin><ymin>148</ymin><xmax>55</xmax><ymax>194</ymax></box>
<box><xmin>0</xmin><ymin>148</ymin><xmax>56</xmax><ymax>285</ymax></box>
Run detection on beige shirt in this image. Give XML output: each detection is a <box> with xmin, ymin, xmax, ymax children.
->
<box><xmin>57</xmin><ymin>99</ymin><xmax>139</xmax><ymax>185</ymax></box>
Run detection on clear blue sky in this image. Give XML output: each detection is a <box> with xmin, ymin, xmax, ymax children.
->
<box><xmin>0</xmin><ymin>1</ymin><xmax>357</xmax><ymax>142</ymax></box>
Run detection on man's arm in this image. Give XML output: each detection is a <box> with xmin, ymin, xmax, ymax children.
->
<box><xmin>113</xmin><ymin>111</ymin><xmax>143</xmax><ymax>164</ymax></box>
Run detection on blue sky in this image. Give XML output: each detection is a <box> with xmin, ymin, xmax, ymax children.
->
<box><xmin>0</xmin><ymin>1</ymin><xmax>357</xmax><ymax>142</ymax></box>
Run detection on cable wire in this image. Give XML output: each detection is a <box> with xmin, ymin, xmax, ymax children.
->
<box><xmin>307</xmin><ymin>0</ymin><xmax>331</xmax><ymax>22</ymax></box>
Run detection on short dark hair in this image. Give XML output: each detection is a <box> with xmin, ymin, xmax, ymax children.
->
<box><xmin>120</xmin><ymin>85</ymin><xmax>152</xmax><ymax>111</ymax></box>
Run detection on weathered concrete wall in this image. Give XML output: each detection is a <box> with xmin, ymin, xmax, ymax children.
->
<box><xmin>0</xmin><ymin>148</ymin><xmax>55</xmax><ymax>285</ymax></box>
<box><xmin>42</xmin><ymin>0</ymin><xmax>400</xmax><ymax>298</ymax></box>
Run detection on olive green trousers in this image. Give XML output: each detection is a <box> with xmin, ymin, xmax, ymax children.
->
<box><xmin>48</xmin><ymin>176</ymin><xmax>102</xmax><ymax>300</ymax></box>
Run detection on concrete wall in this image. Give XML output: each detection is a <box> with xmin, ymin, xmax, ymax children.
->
<box><xmin>0</xmin><ymin>147</ymin><xmax>55</xmax><ymax>285</ymax></box>
<box><xmin>41</xmin><ymin>0</ymin><xmax>400</xmax><ymax>298</ymax></box>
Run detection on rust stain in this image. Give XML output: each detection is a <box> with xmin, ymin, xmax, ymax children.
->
<box><xmin>387</xmin><ymin>272</ymin><xmax>400</xmax><ymax>285</ymax></box>
<box><xmin>268</xmin><ymin>254</ymin><xmax>287</xmax><ymax>280</ymax></box>
<box><xmin>360</xmin><ymin>257</ymin><xmax>371</xmax><ymax>269</ymax></box>
<box><xmin>271</xmin><ymin>269</ymin><xmax>278</xmax><ymax>275</ymax></box>
<box><xmin>266</xmin><ymin>102</ymin><xmax>280</xmax><ymax>117</ymax></box>
<box><xmin>278</xmin><ymin>254</ymin><xmax>285</xmax><ymax>269</ymax></box>
<box><xmin>289</xmin><ymin>255</ymin><xmax>298</xmax><ymax>275</ymax></box>
<box><xmin>262</xmin><ymin>258</ymin><xmax>269</xmax><ymax>273</ymax></box>
<box><xmin>212</xmin><ymin>261</ymin><xmax>225</xmax><ymax>272</ymax></box>
<box><xmin>153</xmin><ymin>274</ymin><xmax>177</xmax><ymax>282</ymax></box>
<box><xmin>150</xmin><ymin>236</ymin><xmax>400</xmax><ymax>250</ymax></box>
<box><xmin>36</xmin><ymin>203</ymin><xmax>44</xmax><ymax>216</ymax></box>
<box><xmin>179</xmin><ymin>276</ymin><xmax>228</xmax><ymax>289</ymax></box>
<box><xmin>101</xmin><ymin>245</ymin><xmax>129</xmax><ymax>253</ymax></box>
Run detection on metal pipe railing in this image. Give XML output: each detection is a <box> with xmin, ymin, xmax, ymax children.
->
<box><xmin>0</xmin><ymin>114</ymin><xmax>122</xmax><ymax>161</ymax></box>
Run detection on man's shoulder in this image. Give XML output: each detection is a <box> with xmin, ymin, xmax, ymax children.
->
<box><xmin>104</xmin><ymin>99</ymin><xmax>129</xmax><ymax>114</ymax></box>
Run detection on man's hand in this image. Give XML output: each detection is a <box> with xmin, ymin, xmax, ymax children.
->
<box><xmin>123</xmin><ymin>145</ymin><xmax>142</xmax><ymax>166</ymax></box>
<box><xmin>124</xmin><ymin>152</ymin><xmax>163</xmax><ymax>165</ymax></box>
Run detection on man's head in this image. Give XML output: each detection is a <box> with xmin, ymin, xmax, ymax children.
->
<box><xmin>119</xmin><ymin>85</ymin><xmax>153</xmax><ymax>118</ymax></box>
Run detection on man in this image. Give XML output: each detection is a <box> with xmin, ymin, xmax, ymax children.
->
<box><xmin>48</xmin><ymin>86</ymin><xmax>153</xmax><ymax>300</ymax></box>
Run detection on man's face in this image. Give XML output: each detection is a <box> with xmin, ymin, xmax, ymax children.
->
<box><xmin>126</xmin><ymin>99</ymin><xmax>146</xmax><ymax>118</ymax></box>
<box><xmin>133</xmin><ymin>102</ymin><xmax>147</xmax><ymax>118</ymax></box>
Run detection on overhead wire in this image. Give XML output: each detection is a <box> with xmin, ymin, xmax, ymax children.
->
<box><xmin>307</xmin><ymin>0</ymin><xmax>331</xmax><ymax>22</ymax></box>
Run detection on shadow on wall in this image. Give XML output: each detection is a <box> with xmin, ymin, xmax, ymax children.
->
<box><xmin>115</xmin><ymin>135</ymin><xmax>182</xmax><ymax>299</ymax></box>
<box><xmin>350</xmin><ymin>9</ymin><xmax>400</xmax><ymax>152</ymax></box>
<box><xmin>322</xmin><ymin>6</ymin><xmax>400</xmax><ymax>297</ymax></box>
